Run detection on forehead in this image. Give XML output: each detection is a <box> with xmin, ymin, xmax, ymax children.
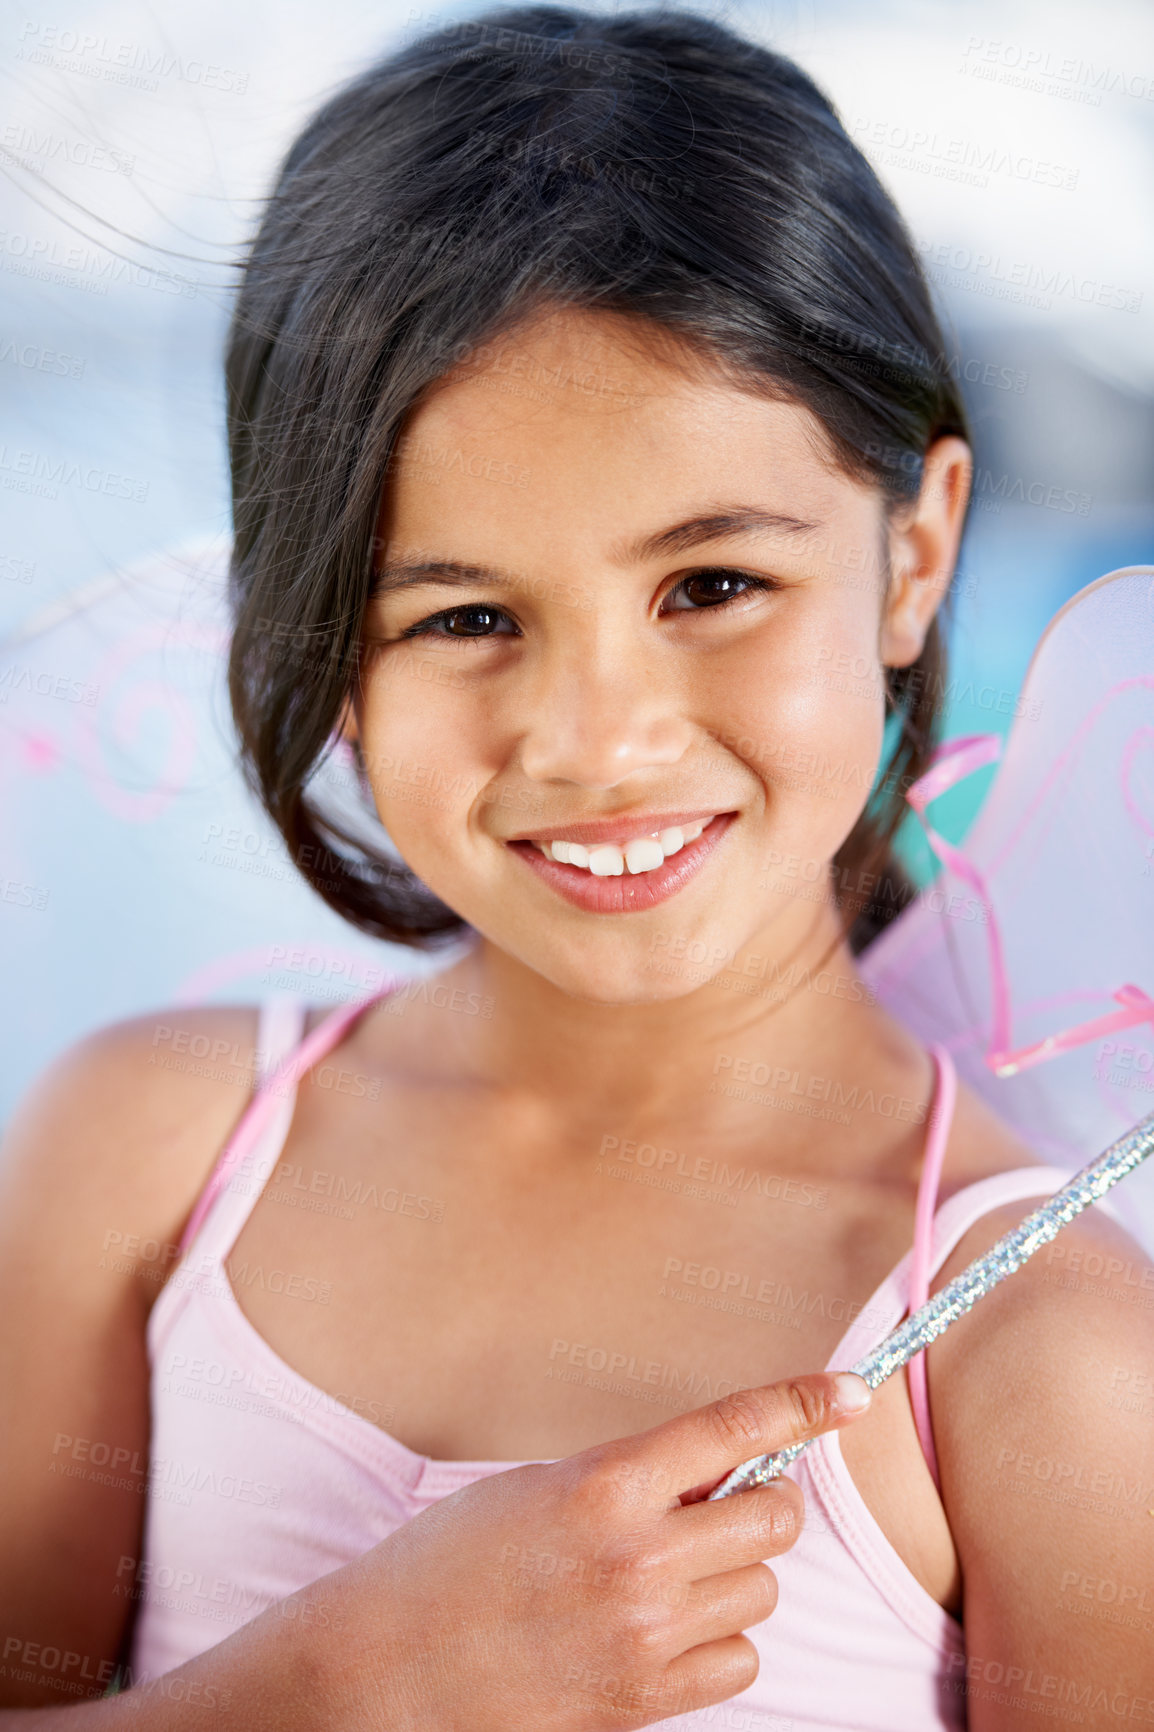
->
<box><xmin>378</xmin><ymin>306</ymin><xmax>872</xmax><ymax>552</ymax></box>
<box><xmin>438</xmin><ymin>304</ymin><xmax>741</xmax><ymax>402</ymax></box>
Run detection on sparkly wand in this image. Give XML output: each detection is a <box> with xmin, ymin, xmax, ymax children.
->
<box><xmin>708</xmin><ymin>1105</ymin><xmax>1154</xmax><ymax>1499</ymax></box>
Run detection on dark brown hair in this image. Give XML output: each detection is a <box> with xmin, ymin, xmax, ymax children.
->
<box><xmin>225</xmin><ymin>3</ymin><xmax>970</xmax><ymax>955</ymax></box>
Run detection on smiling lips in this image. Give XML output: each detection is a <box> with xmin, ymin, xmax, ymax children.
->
<box><xmin>507</xmin><ymin>812</ymin><xmax>736</xmax><ymax>914</ymax></box>
<box><xmin>534</xmin><ymin>819</ymin><xmax>710</xmax><ymax>877</ymax></box>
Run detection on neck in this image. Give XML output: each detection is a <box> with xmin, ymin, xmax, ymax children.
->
<box><xmin>427</xmin><ymin>900</ymin><xmax>922</xmax><ymax>1136</ymax></box>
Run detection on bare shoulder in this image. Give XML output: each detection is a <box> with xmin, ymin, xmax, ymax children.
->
<box><xmin>932</xmin><ymin>1074</ymin><xmax>1153</xmax><ymax>1518</ymax></box>
<box><xmin>931</xmin><ymin>1075</ymin><xmax>1152</xmax><ymax>1413</ymax></box>
<box><xmin>931</xmin><ymin>1192</ymin><xmax>1154</xmax><ymax>1430</ymax></box>
<box><xmin>927</xmin><ymin>1155</ymin><xmax>1154</xmax><ymax>1719</ymax></box>
<box><xmin>2</xmin><ymin>1003</ymin><xmax>268</xmax><ymax>1277</ymax></box>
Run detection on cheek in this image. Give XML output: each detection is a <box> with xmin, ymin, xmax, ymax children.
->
<box><xmin>354</xmin><ymin>656</ymin><xmax>500</xmax><ymax>870</ymax></box>
<box><xmin>723</xmin><ymin>610</ymin><xmax>887</xmax><ymax>856</ymax></box>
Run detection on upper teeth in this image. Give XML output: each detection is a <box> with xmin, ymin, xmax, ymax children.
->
<box><xmin>534</xmin><ymin>820</ymin><xmax>711</xmax><ymax>876</ymax></box>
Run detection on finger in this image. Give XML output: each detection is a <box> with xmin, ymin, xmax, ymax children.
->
<box><xmin>596</xmin><ymin>1372</ymin><xmax>870</xmax><ymax>1505</ymax></box>
<box><xmin>659</xmin><ymin>1633</ymin><xmax>761</xmax><ymax>1715</ymax></box>
<box><xmin>667</xmin><ymin>1475</ymin><xmax>805</xmax><ymax>1576</ymax></box>
<box><xmin>677</xmin><ymin>1562</ymin><xmax>779</xmax><ymax>1646</ymax></box>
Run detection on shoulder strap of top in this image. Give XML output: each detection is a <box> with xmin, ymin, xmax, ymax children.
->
<box><xmin>903</xmin><ymin>1042</ymin><xmax>1112</xmax><ymax>1488</ymax></box>
<box><xmin>176</xmin><ymin>995</ymin><xmax>309</xmax><ymax>1258</ymax></box>
<box><xmin>175</xmin><ymin>987</ymin><xmax>391</xmax><ymax>1264</ymax></box>
<box><xmin>905</xmin><ymin>1046</ymin><xmax>955</xmax><ymax>1490</ymax></box>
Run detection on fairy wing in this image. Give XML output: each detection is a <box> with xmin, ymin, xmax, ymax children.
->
<box><xmin>0</xmin><ymin>534</ymin><xmax>422</xmax><ymax>1100</ymax></box>
<box><xmin>860</xmin><ymin>567</ymin><xmax>1154</xmax><ymax>1252</ymax></box>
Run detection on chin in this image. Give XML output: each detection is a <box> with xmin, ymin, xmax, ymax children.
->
<box><xmin>523</xmin><ymin>937</ymin><xmax>731</xmax><ymax>1008</ymax></box>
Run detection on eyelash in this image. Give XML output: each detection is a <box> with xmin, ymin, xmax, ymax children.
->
<box><xmin>397</xmin><ymin>568</ymin><xmax>777</xmax><ymax>641</ymax></box>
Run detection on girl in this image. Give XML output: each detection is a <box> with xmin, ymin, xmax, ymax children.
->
<box><xmin>1</xmin><ymin>7</ymin><xmax>1150</xmax><ymax>1728</ymax></box>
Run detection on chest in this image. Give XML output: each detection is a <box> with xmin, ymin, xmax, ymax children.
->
<box><xmin>219</xmin><ymin>1080</ymin><xmax>961</xmax><ymax>1616</ymax></box>
<box><xmin>232</xmin><ymin>1088</ymin><xmax>893</xmax><ymax>1430</ymax></box>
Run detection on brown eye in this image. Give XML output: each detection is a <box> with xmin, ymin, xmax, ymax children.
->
<box><xmin>663</xmin><ymin>569</ymin><xmax>771</xmax><ymax>610</ymax></box>
<box><xmin>443</xmin><ymin>607</ymin><xmax>502</xmax><ymax>636</ymax></box>
<box><xmin>402</xmin><ymin>604</ymin><xmax>518</xmax><ymax>640</ymax></box>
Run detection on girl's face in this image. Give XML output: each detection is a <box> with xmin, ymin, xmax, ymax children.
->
<box><xmin>353</xmin><ymin>307</ymin><xmax>967</xmax><ymax>1004</ymax></box>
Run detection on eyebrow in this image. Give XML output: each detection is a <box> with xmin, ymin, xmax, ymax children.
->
<box><xmin>370</xmin><ymin>505</ymin><xmax>820</xmax><ymax>596</ymax></box>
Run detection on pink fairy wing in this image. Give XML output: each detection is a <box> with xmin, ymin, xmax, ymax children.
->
<box><xmin>0</xmin><ymin>534</ymin><xmax>422</xmax><ymax>1082</ymax></box>
<box><xmin>861</xmin><ymin>567</ymin><xmax>1154</xmax><ymax>1252</ymax></box>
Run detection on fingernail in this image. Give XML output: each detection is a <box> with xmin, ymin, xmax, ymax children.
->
<box><xmin>833</xmin><ymin>1372</ymin><xmax>872</xmax><ymax>1414</ymax></box>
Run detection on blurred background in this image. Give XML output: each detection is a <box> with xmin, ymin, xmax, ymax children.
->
<box><xmin>1</xmin><ymin>0</ymin><xmax>1152</xmax><ymax>1128</ymax></box>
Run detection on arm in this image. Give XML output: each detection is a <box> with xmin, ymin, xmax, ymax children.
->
<box><xmin>0</xmin><ymin>1008</ymin><xmax>262</xmax><ymax>1710</ymax></box>
<box><xmin>932</xmin><ymin>1201</ymin><xmax>1154</xmax><ymax>1729</ymax></box>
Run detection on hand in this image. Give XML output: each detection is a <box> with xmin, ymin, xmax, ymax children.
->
<box><xmin>311</xmin><ymin>1370</ymin><xmax>871</xmax><ymax>1731</ymax></box>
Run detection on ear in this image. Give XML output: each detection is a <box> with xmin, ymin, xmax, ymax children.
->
<box><xmin>879</xmin><ymin>436</ymin><xmax>972</xmax><ymax>668</ymax></box>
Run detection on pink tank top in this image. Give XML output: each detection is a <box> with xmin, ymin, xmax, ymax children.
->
<box><xmin>128</xmin><ymin>990</ymin><xmax>1081</xmax><ymax>1727</ymax></box>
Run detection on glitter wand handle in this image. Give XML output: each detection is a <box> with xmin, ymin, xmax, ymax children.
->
<box><xmin>708</xmin><ymin>1104</ymin><xmax>1154</xmax><ymax>1500</ymax></box>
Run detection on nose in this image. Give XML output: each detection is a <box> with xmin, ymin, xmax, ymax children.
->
<box><xmin>514</xmin><ymin>628</ymin><xmax>696</xmax><ymax>790</ymax></box>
